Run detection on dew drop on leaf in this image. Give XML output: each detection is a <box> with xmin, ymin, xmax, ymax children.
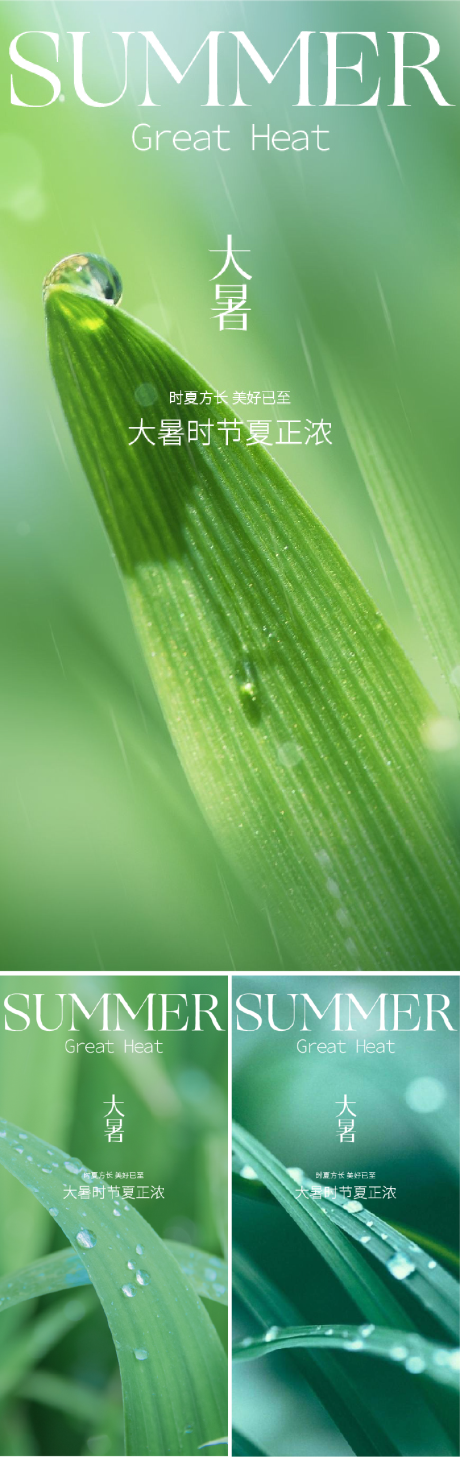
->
<box><xmin>405</xmin><ymin>1355</ymin><xmax>425</xmax><ymax>1374</ymax></box>
<box><xmin>136</xmin><ymin>1269</ymin><xmax>151</xmax><ymax>1286</ymax></box>
<box><xmin>122</xmin><ymin>1284</ymin><xmax>136</xmax><ymax>1298</ymax></box>
<box><xmin>113</xmin><ymin>1208</ymin><xmax>121</xmax><ymax>1217</ymax></box>
<box><xmin>76</xmin><ymin>1229</ymin><xmax>96</xmax><ymax>1253</ymax></box>
<box><xmin>127</xmin><ymin>1261</ymin><xmax>135</xmax><ymax>1270</ymax></box>
<box><xmin>64</xmin><ymin>1160</ymin><xmax>82</xmax><ymax>1175</ymax></box>
<box><xmin>134</xmin><ymin>1347</ymin><xmax>149</xmax><ymax>1361</ymax></box>
<box><xmin>264</xmin><ymin>1326</ymin><xmax>280</xmax><ymax>1342</ymax></box>
<box><xmin>277</xmin><ymin>742</ymin><xmax>303</xmax><ymax>768</ymax></box>
<box><xmin>49</xmin><ymin>1208</ymin><xmax>59</xmax><ymax>1218</ymax></box>
<box><xmin>76</xmin><ymin>1229</ymin><xmax>97</xmax><ymax>1249</ymax></box>
<box><xmin>43</xmin><ymin>254</ymin><xmax>122</xmax><ymax>306</ymax></box>
<box><xmin>387</xmin><ymin>1253</ymin><xmax>416</xmax><ymax>1281</ymax></box>
<box><xmin>343</xmin><ymin>1199</ymin><xmax>363</xmax><ymax>1213</ymax></box>
<box><xmin>235</xmin><ymin>657</ymin><xmax>260</xmax><ymax>719</ymax></box>
<box><xmin>390</xmin><ymin>1345</ymin><xmax>409</xmax><ymax>1360</ymax></box>
<box><xmin>136</xmin><ymin>1244</ymin><xmax>144</xmax><ymax>1256</ymax></box>
<box><xmin>359</xmin><ymin>1325</ymin><xmax>375</xmax><ymax>1337</ymax></box>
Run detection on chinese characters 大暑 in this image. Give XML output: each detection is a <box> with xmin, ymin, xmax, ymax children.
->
<box><xmin>336</xmin><ymin>1093</ymin><xmax>356</xmax><ymax>1143</ymax></box>
<box><xmin>210</xmin><ymin>233</ymin><xmax>251</xmax><ymax>331</ymax></box>
<box><xmin>104</xmin><ymin>1094</ymin><xmax>124</xmax><ymax>1143</ymax></box>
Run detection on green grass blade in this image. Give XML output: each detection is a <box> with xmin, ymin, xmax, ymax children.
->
<box><xmin>0</xmin><ymin>1248</ymin><xmax>91</xmax><ymax>1307</ymax></box>
<box><xmin>0</xmin><ymin>1292</ymin><xmax>94</xmax><ymax>1400</ymax></box>
<box><xmin>324</xmin><ymin>1201</ymin><xmax>459</xmax><ymax>1339</ymax></box>
<box><xmin>0</xmin><ymin>1242</ymin><xmax>227</xmax><ymax>1311</ymax></box>
<box><xmin>0</xmin><ymin>1118</ymin><xmax>226</xmax><ymax>1455</ymax></box>
<box><xmin>44</xmin><ymin>279</ymin><xmax>460</xmax><ymax>969</ymax></box>
<box><xmin>233</xmin><ymin>1323</ymin><xmax>460</xmax><ymax>1393</ymax></box>
<box><xmin>18</xmin><ymin>1369</ymin><xmax>121</xmax><ymax>1433</ymax></box>
<box><xmin>234</xmin><ymin>1153</ymin><xmax>459</xmax><ymax>1338</ymax></box>
<box><xmin>233</xmin><ymin>1246</ymin><xmax>398</xmax><ymax>1457</ymax></box>
<box><xmin>232</xmin><ymin>1124</ymin><xmax>413</xmax><ymax>1329</ymax></box>
<box><xmin>326</xmin><ymin>359</ymin><xmax>460</xmax><ymax>709</ymax></box>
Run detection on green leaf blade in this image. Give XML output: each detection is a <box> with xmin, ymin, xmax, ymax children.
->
<box><xmin>45</xmin><ymin>284</ymin><xmax>460</xmax><ymax>969</ymax></box>
<box><xmin>0</xmin><ymin>1119</ymin><xmax>226</xmax><ymax>1456</ymax></box>
<box><xmin>233</xmin><ymin>1323</ymin><xmax>460</xmax><ymax>1392</ymax></box>
<box><xmin>232</xmin><ymin>1124</ymin><xmax>413</xmax><ymax>1329</ymax></box>
<box><xmin>0</xmin><ymin>1242</ymin><xmax>227</xmax><ymax>1311</ymax></box>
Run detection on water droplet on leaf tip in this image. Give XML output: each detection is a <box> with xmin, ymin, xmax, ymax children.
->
<box><xmin>76</xmin><ymin>1229</ymin><xmax>97</xmax><ymax>1249</ymax></box>
<box><xmin>43</xmin><ymin>253</ymin><xmax>122</xmax><ymax>306</ymax></box>
<box><xmin>134</xmin><ymin>1347</ymin><xmax>149</xmax><ymax>1360</ymax></box>
<box><xmin>136</xmin><ymin>1269</ymin><xmax>151</xmax><ymax>1286</ymax></box>
<box><xmin>388</xmin><ymin>1253</ymin><xmax>416</xmax><ymax>1281</ymax></box>
<box><xmin>122</xmin><ymin>1284</ymin><xmax>136</xmax><ymax>1298</ymax></box>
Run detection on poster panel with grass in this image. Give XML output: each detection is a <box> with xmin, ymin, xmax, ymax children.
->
<box><xmin>1</xmin><ymin>3</ymin><xmax>460</xmax><ymax>971</ymax></box>
<box><xmin>0</xmin><ymin>973</ymin><xmax>228</xmax><ymax>1456</ymax></box>
<box><xmin>232</xmin><ymin>974</ymin><xmax>460</xmax><ymax>1457</ymax></box>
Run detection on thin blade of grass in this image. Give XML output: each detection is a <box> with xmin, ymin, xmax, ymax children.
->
<box><xmin>45</xmin><ymin>282</ymin><xmax>460</xmax><ymax>969</ymax></box>
<box><xmin>233</xmin><ymin>1245</ymin><xmax>398</xmax><ymax>1457</ymax></box>
<box><xmin>0</xmin><ymin>1293</ymin><xmax>94</xmax><ymax>1401</ymax></box>
<box><xmin>0</xmin><ymin>1119</ymin><xmax>226</xmax><ymax>1456</ymax></box>
<box><xmin>233</xmin><ymin>1323</ymin><xmax>460</xmax><ymax>1392</ymax></box>
<box><xmin>326</xmin><ymin>361</ymin><xmax>460</xmax><ymax>704</ymax></box>
<box><xmin>232</xmin><ymin>1124</ymin><xmax>413</xmax><ymax>1329</ymax></box>
<box><xmin>0</xmin><ymin>1242</ymin><xmax>227</xmax><ymax>1310</ymax></box>
<box><xmin>234</xmin><ymin>1153</ymin><xmax>459</xmax><ymax>1338</ymax></box>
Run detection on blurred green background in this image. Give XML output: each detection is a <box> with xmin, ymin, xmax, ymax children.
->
<box><xmin>1</xmin><ymin>3</ymin><xmax>460</xmax><ymax>969</ymax></box>
<box><xmin>233</xmin><ymin>974</ymin><xmax>459</xmax><ymax>1455</ymax></box>
<box><xmin>0</xmin><ymin>973</ymin><xmax>227</xmax><ymax>1454</ymax></box>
